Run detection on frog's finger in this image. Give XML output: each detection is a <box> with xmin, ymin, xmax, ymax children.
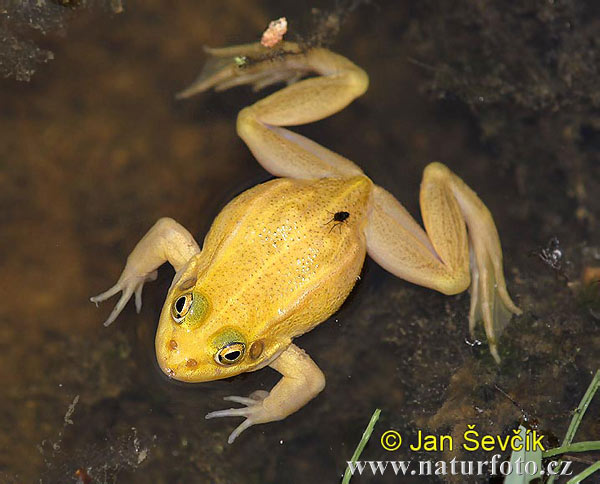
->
<box><xmin>205</xmin><ymin>407</ymin><xmax>250</xmax><ymax>419</ymax></box>
<box><xmin>135</xmin><ymin>271</ymin><xmax>157</xmax><ymax>313</ymax></box>
<box><xmin>223</xmin><ymin>396</ymin><xmax>257</xmax><ymax>406</ymax></box>
<box><xmin>90</xmin><ymin>284</ymin><xmax>122</xmax><ymax>305</ymax></box>
<box><xmin>134</xmin><ymin>283</ymin><xmax>144</xmax><ymax>314</ymax></box>
<box><xmin>103</xmin><ymin>286</ymin><xmax>134</xmax><ymax>327</ymax></box>
<box><xmin>205</xmin><ymin>407</ymin><xmax>258</xmax><ymax>443</ymax></box>
<box><xmin>228</xmin><ymin>419</ymin><xmax>254</xmax><ymax>444</ymax></box>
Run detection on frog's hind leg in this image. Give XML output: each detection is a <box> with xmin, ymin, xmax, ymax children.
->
<box><xmin>179</xmin><ymin>42</ymin><xmax>368</xmax><ymax>179</ymax></box>
<box><xmin>177</xmin><ymin>43</ymin><xmax>308</xmax><ymax>98</ymax></box>
<box><xmin>366</xmin><ymin>162</ymin><xmax>521</xmax><ymax>362</ymax></box>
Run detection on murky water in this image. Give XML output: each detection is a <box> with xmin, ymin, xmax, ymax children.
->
<box><xmin>1</xmin><ymin>1</ymin><xmax>599</xmax><ymax>483</ymax></box>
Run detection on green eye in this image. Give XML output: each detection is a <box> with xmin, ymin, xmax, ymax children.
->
<box><xmin>215</xmin><ymin>342</ymin><xmax>246</xmax><ymax>366</ymax></box>
<box><xmin>172</xmin><ymin>293</ymin><xmax>193</xmax><ymax>323</ymax></box>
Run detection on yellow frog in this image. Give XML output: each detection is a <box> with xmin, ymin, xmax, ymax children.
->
<box><xmin>91</xmin><ymin>42</ymin><xmax>521</xmax><ymax>443</ymax></box>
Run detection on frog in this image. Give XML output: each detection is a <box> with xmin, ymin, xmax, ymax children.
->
<box><xmin>91</xmin><ymin>42</ymin><xmax>521</xmax><ymax>444</ymax></box>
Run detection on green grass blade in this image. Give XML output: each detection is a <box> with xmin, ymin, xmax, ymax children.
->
<box><xmin>503</xmin><ymin>425</ymin><xmax>542</xmax><ymax>484</ymax></box>
<box><xmin>563</xmin><ymin>371</ymin><xmax>600</xmax><ymax>445</ymax></box>
<box><xmin>543</xmin><ymin>441</ymin><xmax>600</xmax><ymax>459</ymax></box>
<box><xmin>566</xmin><ymin>460</ymin><xmax>600</xmax><ymax>484</ymax></box>
<box><xmin>547</xmin><ymin>370</ymin><xmax>600</xmax><ymax>484</ymax></box>
<box><xmin>341</xmin><ymin>408</ymin><xmax>381</xmax><ymax>484</ymax></box>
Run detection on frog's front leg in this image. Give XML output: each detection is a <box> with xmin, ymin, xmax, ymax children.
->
<box><xmin>366</xmin><ymin>163</ymin><xmax>522</xmax><ymax>362</ymax></box>
<box><xmin>90</xmin><ymin>217</ymin><xmax>201</xmax><ymax>326</ymax></box>
<box><xmin>205</xmin><ymin>344</ymin><xmax>325</xmax><ymax>444</ymax></box>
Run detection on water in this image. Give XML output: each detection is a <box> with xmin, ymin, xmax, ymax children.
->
<box><xmin>1</xmin><ymin>1</ymin><xmax>599</xmax><ymax>483</ymax></box>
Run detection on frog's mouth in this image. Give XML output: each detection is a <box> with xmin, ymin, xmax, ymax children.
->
<box><xmin>155</xmin><ymin>345</ymin><xmax>235</xmax><ymax>383</ymax></box>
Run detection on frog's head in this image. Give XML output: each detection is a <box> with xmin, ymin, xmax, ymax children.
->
<box><xmin>154</xmin><ymin>255</ymin><xmax>281</xmax><ymax>382</ymax></box>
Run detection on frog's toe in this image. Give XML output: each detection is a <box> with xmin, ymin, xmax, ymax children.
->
<box><xmin>176</xmin><ymin>42</ymin><xmax>305</xmax><ymax>99</ymax></box>
<box><xmin>468</xmin><ymin>245</ymin><xmax>522</xmax><ymax>363</ymax></box>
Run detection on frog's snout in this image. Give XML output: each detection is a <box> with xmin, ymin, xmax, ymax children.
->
<box><xmin>156</xmin><ymin>334</ymin><xmax>210</xmax><ymax>382</ymax></box>
<box><xmin>159</xmin><ymin>339</ymin><xmax>179</xmax><ymax>378</ymax></box>
<box><xmin>163</xmin><ymin>358</ymin><xmax>198</xmax><ymax>379</ymax></box>
<box><xmin>160</xmin><ymin>338</ymin><xmax>181</xmax><ymax>376</ymax></box>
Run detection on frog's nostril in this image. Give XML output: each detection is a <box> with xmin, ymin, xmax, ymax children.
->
<box><xmin>169</xmin><ymin>339</ymin><xmax>178</xmax><ymax>350</ymax></box>
<box><xmin>186</xmin><ymin>358</ymin><xmax>198</xmax><ymax>368</ymax></box>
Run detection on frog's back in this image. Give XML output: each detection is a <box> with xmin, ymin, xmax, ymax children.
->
<box><xmin>196</xmin><ymin>175</ymin><xmax>372</xmax><ymax>340</ymax></box>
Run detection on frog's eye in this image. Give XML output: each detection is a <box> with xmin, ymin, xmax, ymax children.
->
<box><xmin>215</xmin><ymin>342</ymin><xmax>246</xmax><ymax>366</ymax></box>
<box><xmin>171</xmin><ymin>293</ymin><xmax>193</xmax><ymax>323</ymax></box>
